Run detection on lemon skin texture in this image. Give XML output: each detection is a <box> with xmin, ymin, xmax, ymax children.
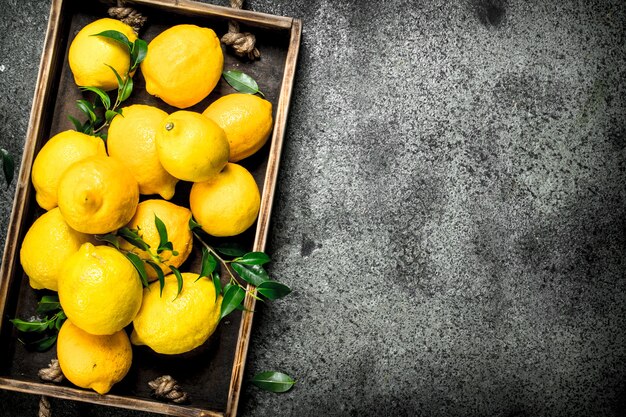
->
<box><xmin>57</xmin><ymin>319</ymin><xmax>132</xmax><ymax>395</ymax></box>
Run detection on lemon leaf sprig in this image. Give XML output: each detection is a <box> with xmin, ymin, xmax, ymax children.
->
<box><xmin>192</xmin><ymin>231</ymin><xmax>291</xmax><ymax>321</ymax></box>
<box><xmin>10</xmin><ymin>295</ymin><xmax>66</xmax><ymax>352</ymax></box>
<box><xmin>68</xmin><ymin>30</ymin><xmax>147</xmax><ymax>140</ymax></box>
<box><xmin>250</xmin><ymin>371</ymin><xmax>296</xmax><ymax>393</ymax></box>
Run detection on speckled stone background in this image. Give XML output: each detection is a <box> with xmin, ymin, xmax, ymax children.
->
<box><xmin>1</xmin><ymin>0</ymin><xmax>626</xmax><ymax>416</ymax></box>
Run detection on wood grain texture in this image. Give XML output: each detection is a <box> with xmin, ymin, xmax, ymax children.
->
<box><xmin>225</xmin><ymin>19</ymin><xmax>302</xmax><ymax>417</ymax></box>
<box><xmin>0</xmin><ymin>0</ymin><xmax>301</xmax><ymax>416</ymax></box>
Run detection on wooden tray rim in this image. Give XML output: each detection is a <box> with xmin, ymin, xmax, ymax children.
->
<box><xmin>0</xmin><ymin>1</ymin><xmax>302</xmax><ymax>416</ymax></box>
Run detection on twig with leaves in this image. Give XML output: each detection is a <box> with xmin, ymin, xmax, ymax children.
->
<box><xmin>68</xmin><ymin>30</ymin><xmax>147</xmax><ymax>140</ymax></box>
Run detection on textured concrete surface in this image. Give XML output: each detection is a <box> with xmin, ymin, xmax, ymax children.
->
<box><xmin>1</xmin><ymin>0</ymin><xmax>626</xmax><ymax>416</ymax></box>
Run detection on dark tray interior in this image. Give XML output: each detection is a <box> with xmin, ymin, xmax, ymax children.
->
<box><xmin>0</xmin><ymin>0</ymin><xmax>289</xmax><ymax>413</ymax></box>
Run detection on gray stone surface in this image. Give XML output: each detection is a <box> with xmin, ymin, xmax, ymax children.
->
<box><xmin>1</xmin><ymin>0</ymin><xmax>626</xmax><ymax>416</ymax></box>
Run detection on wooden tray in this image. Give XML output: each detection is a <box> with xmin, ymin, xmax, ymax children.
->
<box><xmin>0</xmin><ymin>0</ymin><xmax>301</xmax><ymax>416</ymax></box>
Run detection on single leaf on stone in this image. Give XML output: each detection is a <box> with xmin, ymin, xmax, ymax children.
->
<box><xmin>250</xmin><ymin>371</ymin><xmax>295</xmax><ymax>393</ymax></box>
<box><xmin>0</xmin><ymin>148</ymin><xmax>14</xmax><ymax>186</ymax></box>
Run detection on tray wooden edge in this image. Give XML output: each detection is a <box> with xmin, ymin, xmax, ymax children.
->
<box><xmin>225</xmin><ymin>17</ymin><xmax>302</xmax><ymax>417</ymax></box>
<box><xmin>0</xmin><ymin>378</ymin><xmax>223</xmax><ymax>417</ymax></box>
<box><xmin>0</xmin><ymin>0</ymin><xmax>302</xmax><ymax>416</ymax></box>
<box><xmin>0</xmin><ymin>0</ymin><xmax>64</xmax><ymax>326</ymax></box>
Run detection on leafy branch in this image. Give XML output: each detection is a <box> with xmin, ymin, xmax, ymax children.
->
<box><xmin>69</xmin><ymin>30</ymin><xmax>148</xmax><ymax>139</ymax></box>
<box><xmin>95</xmin><ymin>215</ymin><xmax>181</xmax><ymax>296</ymax></box>
<box><xmin>191</xmin><ymin>229</ymin><xmax>291</xmax><ymax>322</ymax></box>
<box><xmin>10</xmin><ymin>295</ymin><xmax>66</xmax><ymax>352</ymax></box>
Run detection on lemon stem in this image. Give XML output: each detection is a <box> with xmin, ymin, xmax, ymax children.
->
<box><xmin>192</xmin><ymin>232</ymin><xmax>241</xmax><ymax>287</ymax></box>
<box><xmin>165</xmin><ymin>122</ymin><xmax>174</xmax><ymax>131</ymax></box>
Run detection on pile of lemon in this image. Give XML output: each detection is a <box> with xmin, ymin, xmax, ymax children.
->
<box><xmin>19</xmin><ymin>19</ymin><xmax>273</xmax><ymax>394</ymax></box>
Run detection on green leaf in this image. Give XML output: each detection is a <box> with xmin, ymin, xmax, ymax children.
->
<box><xmin>216</xmin><ymin>243</ymin><xmax>246</xmax><ymax>258</ymax></box>
<box><xmin>76</xmin><ymin>99</ymin><xmax>97</xmax><ymax>122</ymax></box>
<box><xmin>54</xmin><ymin>311</ymin><xmax>66</xmax><ymax>330</ymax></box>
<box><xmin>154</xmin><ymin>214</ymin><xmax>169</xmax><ymax>251</ymax></box>
<box><xmin>169</xmin><ymin>266</ymin><xmax>184</xmax><ymax>299</ymax></box>
<box><xmin>231</xmin><ymin>263</ymin><xmax>269</xmax><ymax>287</ymax></box>
<box><xmin>106</xmin><ymin>64</ymin><xmax>124</xmax><ymax>90</ymax></box>
<box><xmin>36</xmin><ymin>295</ymin><xmax>61</xmax><ymax>314</ymax></box>
<box><xmin>0</xmin><ymin>148</ymin><xmax>14</xmax><ymax>186</ymax></box>
<box><xmin>119</xmin><ymin>77</ymin><xmax>133</xmax><ymax>102</ymax></box>
<box><xmin>125</xmin><ymin>252</ymin><xmax>149</xmax><ymax>287</ymax></box>
<box><xmin>234</xmin><ymin>252</ymin><xmax>271</xmax><ymax>266</ymax></box>
<box><xmin>257</xmin><ymin>280</ymin><xmax>291</xmax><ymax>300</ymax></box>
<box><xmin>146</xmin><ymin>261</ymin><xmax>165</xmax><ymax>297</ymax></box>
<box><xmin>200</xmin><ymin>247</ymin><xmax>217</xmax><ymax>278</ymax></box>
<box><xmin>94</xmin><ymin>233</ymin><xmax>120</xmax><ymax>249</ymax></box>
<box><xmin>10</xmin><ymin>318</ymin><xmax>49</xmax><ymax>333</ymax></box>
<box><xmin>95</xmin><ymin>132</ymin><xmax>107</xmax><ymax>142</ymax></box>
<box><xmin>212</xmin><ymin>271</ymin><xmax>221</xmax><ymax>302</ymax></box>
<box><xmin>131</xmin><ymin>39</ymin><xmax>148</xmax><ymax>70</ymax></box>
<box><xmin>81</xmin><ymin>86</ymin><xmax>111</xmax><ymax>109</ymax></box>
<box><xmin>105</xmin><ymin>109</ymin><xmax>120</xmax><ymax>123</ymax></box>
<box><xmin>32</xmin><ymin>334</ymin><xmax>58</xmax><ymax>352</ymax></box>
<box><xmin>67</xmin><ymin>115</ymin><xmax>83</xmax><ymax>131</ymax></box>
<box><xmin>222</xmin><ymin>70</ymin><xmax>264</xmax><ymax>96</ymax></box>
<box><xmin>220</xmin><ymin>285</ymin><xmax>246</xmax><ymax>320</ymax></box>
<box><xmin>119</xmin><ymin>227</ymin><xmax>150</xmax><ymax>251</ymax></box>
<box><xmin>189</xmin><ymin>217</ymin><xmax>202</xmax><ymax>230</ymax></box>
<box><xmin>93</xmin><ymin>30</ymin><xmax>133</xmax><ymax>51</ymax></box>
<box><xmin>250</xmin><ymin>371</ymin><xmax>295</xmax><ymax>393</ymax></box>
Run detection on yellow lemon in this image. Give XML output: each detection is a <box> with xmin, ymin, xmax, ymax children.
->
<box><xmin>202</xmin><ymin>94</ymin><xmax>273</xmax><ymax>162</ymax></box>
<box><xmin>141</xmin><ymin>24</ymin><xmax>223</xmax><ymax>108</ymax></box>
<box><xmin>107</xmin><ymin>104</ymin><xmax>178</xmax><ymax>199</ymax></box>
<box><xmin>57</xmin><ymin>319</ymin><xmax>132</xmax><ymax>395</ymax></box>
<box><xmin>19</xmin><ymin>208</ymin><xmax>92</xmax><ymax>291</ymax></box>
<box><xmin>120</xmin><ymin>199</ymin><xmax>193</xmax><ymax>281</ymax></box>
<box><xmin>68</xmin><ymin>18</ymin><xmax>137</xmax><ymax>91</ymax></box>
<box><xmin>156</xmin><ymin>111</ymin><xmax>229</xmax><ymax>182</ymax></box>
<box><xmin>131</xmin><ymin>273</ymin><xmax>221</xmax><ymax>354</ymax></box>
<box><xmin>189</xmin><ymin>163</ymin><xmax>260</xmax><ymax>237</ymax></box>
<box><xmin>59</xmin><ymin>243</ymin><xmax>143</xmax><ymax>335</ymax></box>
<box><xmin>57</xmin><ymin>155</ymin><xmax>139</xmax><ymax>234</ymax></box>
<box><xmin>32</xmin><ymin>130</ymin><xmax>106</xmax><ymax>210</ymax></box>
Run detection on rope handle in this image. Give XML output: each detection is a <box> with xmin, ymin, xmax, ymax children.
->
<box><xmin>221</xmin><ymin>0</ymin><xmax>261</xmax><ymax>60</ymax></box>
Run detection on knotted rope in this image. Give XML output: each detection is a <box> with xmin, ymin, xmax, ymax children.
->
<box><xmin>108</xmin><ymin>0</ymin><xmax>147</xmax><ymax>33</ymax></box>
<box><xmin>37</xmin><ymin>359</ymin><xmax>65</xmax><ymax>417</ymax></box>
<box><xmin>148</xmin><ymin>375</ymin><xmax>190</xmax><ymax>404</ymax></box>
<box><xmin>38</xmin><ymin>359</ymin><xmax>64</xmax><ymax>383</ymax></box>
<box><xmin>221</xmin><ymin>0</ymin><xmax>260</xmax><ymax>60</ymax></box>
<box><xmin>38</xmin><ymin>396</ymin><xmax>51</xmax><ymax>417</ymax></box>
